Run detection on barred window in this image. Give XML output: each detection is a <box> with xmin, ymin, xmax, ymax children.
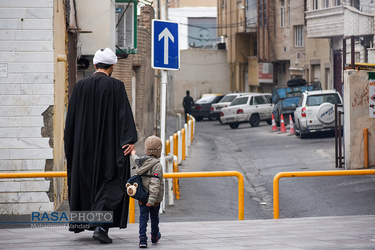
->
<box><xmin>280</xmin><ymin>0</ymin><xmax>285</xmax><ymax>28</ymax></box>
<box><xmin>294</xmin><ymin>25</ymin><xmax>303</xmax><ymax>47</ymax></box>
<box><xmin>313</xmin><ymin>0</ymin><xmax>319</xmax><ymax>10</ymax></box>
<box><xmin>288</xmin><ymin>0</ymin><xmax>290</xmax><ymax>27</ymax></box>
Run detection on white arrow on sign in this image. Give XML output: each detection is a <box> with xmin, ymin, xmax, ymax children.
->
<box><xmin>158</xmin><ymin>27</ymin><xmax>174</xmax><ymax>65</ymax></box>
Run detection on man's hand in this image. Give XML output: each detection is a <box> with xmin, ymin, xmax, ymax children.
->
<box><xmin>146</xmin><ymin>202</ymin><xmax>159</xmax><ymax>207</ymax></box>
<box><xmin>122</xmin><ymin>144</ymin><xmax>135</xmax><ymax>156</ymax></box>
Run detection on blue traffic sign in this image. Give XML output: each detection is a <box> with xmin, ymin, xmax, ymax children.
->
<box><xmin>152</xmin><ymin>19</ymin><xmax>180</xmax><ymax>70</ymax></box>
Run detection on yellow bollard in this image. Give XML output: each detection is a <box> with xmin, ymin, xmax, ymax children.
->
<box><xmin>173</xmin><ymin>133</ymin><xmax>178</xmax><ymax>158</ymax></box>
<box><xmin>190</xmin><ymin>117</ymin><xmax>194</xmax><ymax>143</ymax></box>
<box><xmin>364</xmin><ymin>128</ymin><xmax>368</xmax><ymax>168</ymax></box>
<box><xmin>165</xmin><ymin>140</ymin><xmax>170</xmax><ymax>155</ymax></box>
<box><xmin>181</xmin><ymin>128</ymin><xmax>186</xmax><ymax>161</ymax></box>
<box><xmin>129</xmin><ymin>197</ymin><xmax>135</xmax><ymax>223</ymax></box>
<box><xmin>173</xmin><ymin>161</ymin><xmax>180</xmax><ymax>199</ymax></box>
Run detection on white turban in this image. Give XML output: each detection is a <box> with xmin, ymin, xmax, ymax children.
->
<box><xmin>93</xmin><ymin>48</ymin><xmax>118</xmax><ymax>65</ymax></box>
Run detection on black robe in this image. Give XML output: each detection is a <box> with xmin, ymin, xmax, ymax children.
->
<box><xmin>64</xmin><ymin>72</ymin><xmax>138</xmax><ymax>230</ymax></box>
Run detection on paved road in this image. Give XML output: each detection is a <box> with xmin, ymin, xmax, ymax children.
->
<box><xmin>164</xmin><ymin>116</ymin><xmax>375</xmax><ymax>221</ymax></box>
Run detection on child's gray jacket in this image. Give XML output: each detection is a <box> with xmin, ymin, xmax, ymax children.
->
<box><xmin>132</xmin><ymin>155</ymin><xmax>164</xmax><ymax>205</ymax></box>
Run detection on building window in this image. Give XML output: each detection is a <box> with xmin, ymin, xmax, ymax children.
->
<box><xmin>313</xmin><ymin>0</ymin><xmax>318</xmax><ymax>10</ymax></box>
<box><xmin>115</xmin><ymin>1</ymin><xmax>137</xmax><ymax>54</ymax></box>
<box><xmin>263</xmin><ymin>0</ymin><xmax>267</xmax><ymax>26</ymax></box>
<box><xmin>280</xmin><ymin>0</ymin><xmax>285</xmax><ymax>28</ymax></box>
<box><xmin>294</xmin><ymin>25</ymin><xmax>303</xmax><ymax>47</ymax></box>
<box><xmin>188</xmin><ymin>18</ymin><xmax>219</xmax><ymax>49</ymax></box>
<box><xmin>288</xmin><ymin>0</ymin><xmax>290</xmax><ymax>27</ymax></box>
<box><xmin>323</xmin><ymin>0</ymin><xmax>329</xmax><ymax>8</ymax></box>
<box><xmin>259</xmin><ymin>1</ymin><xmax>262</xmax><ymax>27</ymax></box>
<box><xmin>352</xmin><ymin>0</ymin><xmax>360</xmax><ymax>10</ymax></box>
<box><xmin>335</xmin><ymin>0</ymin><xmax>341</xmax><ymax>6</ymax></box>
<box><xmin>259</xmin><ymin>0</ymin><xmax>267</xmax><ymax>27</ymax></box>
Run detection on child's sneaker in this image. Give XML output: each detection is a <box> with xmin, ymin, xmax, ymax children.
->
<box><xmin>151</xmin><ymin>232</ymin><xmax>161</xmax><ymax>244</ymax></box>
<box><xmin>139</xmin><ymin>237</ymin><xmax>147</xmax><ymax>248</ymax></box>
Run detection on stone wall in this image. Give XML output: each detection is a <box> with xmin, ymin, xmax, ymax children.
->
<box><xmin>344</xmin><ymin>70</ymin><xmax>375</xmax><ymax>169</ymax></box>
<box><xmin>368</xmin><ymin>48</ymin><xmax>375</xmax><ymax>64</ymax></box>
<box><xmin>0</xmin><ymin>0</ymin><xmax>55</xmax><ymax>214</ymax></box>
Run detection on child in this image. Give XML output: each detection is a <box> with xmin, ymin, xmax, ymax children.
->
<box><xmin>131</xmin><ymin>135</ymin><xmax>164</xmax><ymax>248</ymax></box>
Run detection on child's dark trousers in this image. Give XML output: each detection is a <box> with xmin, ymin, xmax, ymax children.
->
<box><xmin>138</xmin><ymin>202</ymin><xmax>160</xmax><ymax>239</ymax></box>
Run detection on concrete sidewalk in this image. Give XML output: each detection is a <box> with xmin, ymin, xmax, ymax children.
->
<box><xmin>1</xmin><ymin>215</ymin><xmax>375</xmax><ymax>249</ymax></box>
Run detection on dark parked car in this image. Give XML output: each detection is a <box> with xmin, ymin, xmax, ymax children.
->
<box><xmin>190</xmin><ymin>94</ymin><xmax>223</xmax><ymax>121</ymax></box>
<box><xmin>272</xmin><ymin>79</ymin><xmax>321</xmax><ymax>126</ymax></box>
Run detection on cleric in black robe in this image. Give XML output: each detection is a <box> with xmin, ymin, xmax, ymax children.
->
<box><xmin>64</xmin><ymin>48</ymin><xmax>138</xmax><ymax>243</ymax></box>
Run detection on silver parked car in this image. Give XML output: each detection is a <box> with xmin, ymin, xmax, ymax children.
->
<box><xmin>294</xmin><ymin>90</ymin><xmax>343</xmax><ymax>139</ymax></box>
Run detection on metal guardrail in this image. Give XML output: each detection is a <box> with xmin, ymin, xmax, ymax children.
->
<box><xmin>0</xmin><ymin>170</ymin><xmax>245</xmax><ymax>222</ymax></box>
<box><xmin>273</xmin><ymin>170</ymin><xmax>375</xmax><ymax>219</ymax></box>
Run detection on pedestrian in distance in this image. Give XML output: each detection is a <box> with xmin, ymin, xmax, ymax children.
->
<box><xmin>182</xmin><ymin>90</ymin><xmax>194</xmax><ymax>123</ymax></box>
<box><xmin>130</xmin><ymin>135</ymin><xmax>164</xmax><ymax>248</ymax></box>
<box><xmin>64</xmin><ymin>48</ymin><xmax>138</xmax><ymax>244</ymax></box>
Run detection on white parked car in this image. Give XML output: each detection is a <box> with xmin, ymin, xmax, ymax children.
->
<box><xmin>210</xmin><ymin>92</ymin><xmax>253</xmax><ymax>123</ymax></box>
<box><xmin>294</xmin><ymin>90</ymin><xmax>343</xmax><ymax>139</ymax></box>
<box><xmin>220</xmin><ymin>93</ymin><xmax>273</xmax><ymax>129</ymax></box>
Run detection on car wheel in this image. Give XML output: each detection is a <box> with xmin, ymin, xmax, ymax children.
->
<box><xmin>274</xmin><ymin>112</ymin><xmax>280</xmax><ymax>126</ymax></box>
<box><xmin>299</xmin><ymin>124</ymin><xmax>306</xmax><ymax>139</ymax></box>
<box><xmin>219</xmin><ymin>119</ymin><xmax>223</xmax><ymax>125</ymax></box>
<box><xmin>229</xmin><ymin>123</ymin><xmax>239</xmax><ymax>129</ymax></box>
<box><xmin>294</xmin><ymin>120</ymin><xmax>300</xmax><ymax>136</ymax></box>
<box><xmin>249</xmin><ymin>114</ymin><xmax>260</xmax><ymax>127</ymax></box>
<box><xmin>275</xmin><ymin>115</ymin><xmax>280</xmax><ymax>127</ymax></box>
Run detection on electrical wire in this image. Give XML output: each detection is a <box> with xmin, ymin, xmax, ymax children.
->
<box><xmin>167</xmin><ymin>3</ymin><xmax>306</xmax><ymax>30</ymax></box>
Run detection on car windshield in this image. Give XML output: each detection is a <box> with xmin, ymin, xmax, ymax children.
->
<box><xmin>220</xmin><ymin>95</ymin><xmax>237</xmax><ymax>103</ymax></box>
<box><xmin>306</xmin><ymin>94</ymin><xmax>341</xmax><ymax>106</ymax></box>
<box><xmin>196</xmin><ymin>95</ymin><xmax>217</xmax><ymax>103</ymax></box>
<box><xmin>286</xmin><ymin>91</ymin><xmax>302</xmax><ymax>98</ymax></box>
<box><xmin>273</xmin><ymin>85</ymin><xmax>319</xmax><ymax>102</ymax></box>
<box><xmin>230</xmin><ymin>96</ymin><xmax>248</xmax><ymax>106</ymax></box>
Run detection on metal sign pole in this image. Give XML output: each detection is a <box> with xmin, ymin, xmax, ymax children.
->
<box><xmin>151</xmin><ymin>1</ymin><xmax>179</xmax><ymax>213</ymax></box>
<box><xmin>160</xmin><ymin>70</ymin><xmax>167</xmax><ymax>213</ymax></box>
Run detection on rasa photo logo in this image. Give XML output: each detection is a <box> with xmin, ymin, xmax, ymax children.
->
<box><xmin>30</xmin><ymin>211</ymin><xmax>113</xmax><ymax>228</ymax></box>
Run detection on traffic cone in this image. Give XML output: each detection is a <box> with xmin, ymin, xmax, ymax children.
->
<box><xmin>279</xmin><ymin>114</ymin><xmax>287</xmax><ymax>133</ymax></box>
<box><xmin>289</xmin><ymin>114</ymin><xmax>295</xmax><ymax>135</ymax></box>
<box><xmin>271</xmin><ymin>114</ymin><xmax>278</xmax><ymax>132</ymax></box>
